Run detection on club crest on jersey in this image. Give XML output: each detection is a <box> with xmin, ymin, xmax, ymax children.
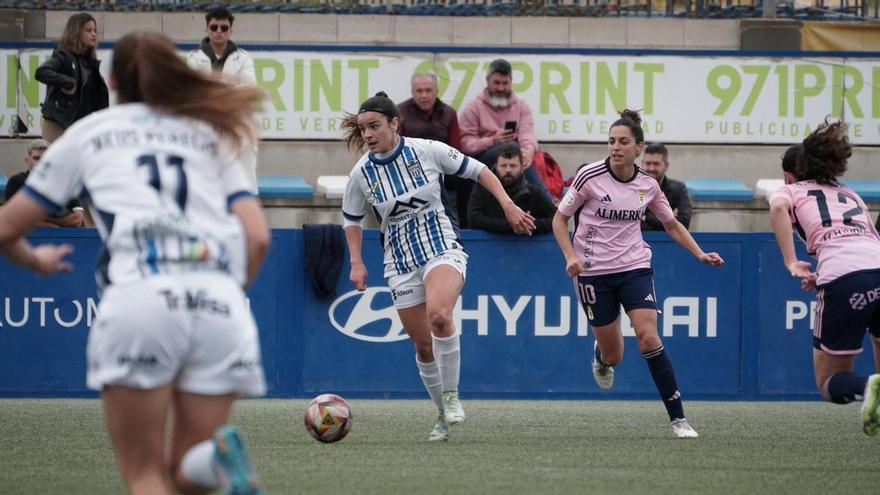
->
<box><xmin>406</xmin><ymin>159</ymin><xmax>424</xmax><ymax>181</ymax></box>
<box><xmin>638</xmin><ymin>189</ymin><xmax>646</xmax><ymax>206</ymax></box>
<box><xmin>367</xmin><ymin>181</ymin><xmax>381</xmax><ymax>204</ymax></box>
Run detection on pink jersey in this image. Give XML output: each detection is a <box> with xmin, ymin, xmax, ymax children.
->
<box><xmin>558</xmin><ymin>159</ymin><xmax>675</xmax><ymax>276</ymax></box>
<box><xmin>770</xmin><ymin>180</ymin><xmax>880</xmax><ymax>285</ymax></box>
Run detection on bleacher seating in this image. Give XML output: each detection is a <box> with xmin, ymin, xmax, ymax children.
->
<box><xmin>0</xmin><ymin>173</ymin><xmax>6</xmax><ymax>197</ymax></box>
<box><xmin>754</xmin><ymin>178</ymin><xmax>784</xmax><ymax>199</ymax></box>
<box><xmin>257</xmin><ymin>175</ymin><xmax>314</xmax><ymax>199</ymax></box>
<box><xmin>686</xmin><ymin>178</ymin><xmax>754</xmax><ymax>201</ymax></box>
<box><xmin>316</xmin><ymin>176</ymin><xmax>349</xmax><ymax>199</ymax></box>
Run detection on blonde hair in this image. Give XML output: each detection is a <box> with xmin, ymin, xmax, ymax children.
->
<box><xmin>58</xmin><ymin>13</ymin><xmax>98</xmax><ymax>60</ymax></box>
<box><xmin>112</xmin><ymin>31</ymin><xmax>264</xmax><ymax>150</ymax></box>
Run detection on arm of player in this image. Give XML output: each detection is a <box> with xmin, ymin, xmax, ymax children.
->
<box><xmin>552</xmin><ymin>211</ymin><xmax>582</xmax><ymax>277</ymax></box>
<box><xmin>0</xmin><ymin>193</ymin><xmax>74</xmax><ymax>276</ymax></box>
<box><xmin>476</xmin><ymin>167</ymin><xmax>535</xmax><ymax>235</ymax></box>
<box><xmin>661</xmin><ymin>218</ymin><xmax>724</xmax><ymax>266</ymax></box>
<box><xmin>344</xmin><ymin>225</ymin><xmax>367</xmax><ymax>291</ymax></box>
<box><xmin>769</xmin><ymin>197</ymin><xmax>813</xmax><ymax>280</ymax></box>
<box><xmin>230</xmin><ymin>197</ymin><xmax>270</xmax><ymax>289</ymax></box>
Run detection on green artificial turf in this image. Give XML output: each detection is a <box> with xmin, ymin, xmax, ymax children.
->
<box><xmin>1</xmin><ymin>399</ymin><xmax>878</xmax><ymax>494</ymax></box>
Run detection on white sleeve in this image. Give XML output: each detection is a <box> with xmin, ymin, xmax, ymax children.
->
<box><xmin>23</xmin><ymin>132</ymin><xmax>84</xmax><ymax>215</ymax></box>
<box><xmin>427</xmin><ymin>139</ymin><xmax>486</xmax><ymax>181</ymax></box>
<box><xmin>342</xmin><ymin>166</ymin><xmax>368</xmax><ymax>228</ymax></box>
<box><xmin>221</xmin><ymin>150</ymin><xmax>258</xmax><ymax>208</ymax></box>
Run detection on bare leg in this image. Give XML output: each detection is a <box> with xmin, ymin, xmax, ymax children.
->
<box><xmin>169</xmin><ymin>392</ymin><xmax>237</xmax><ymax>494</ymax></box>
<box><xmin>101</xmin><ymin>384</ymin><xmax>174</xmax><ymax>495</ymax></box>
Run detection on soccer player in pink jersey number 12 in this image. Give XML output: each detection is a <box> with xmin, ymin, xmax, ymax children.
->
<box><xmin>769</xmin><ymin>121</ymin><xmax>880</xmax><ymax>437</ymax></box>
<box><xmin>552</xmin><ymin>109</ymin><xmax>724</xmax><ymax>439</ymax></box>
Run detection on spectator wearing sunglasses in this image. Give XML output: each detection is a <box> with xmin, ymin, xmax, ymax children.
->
<box><xmin>186</xmin><ymin>6</ymin><xmax>255</xmax><ymax>84</ymax></box>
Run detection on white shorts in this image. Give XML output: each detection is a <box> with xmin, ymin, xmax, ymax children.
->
<box><xmin>386</xmin><ymin>249</ymin><xmax>468</xmax><ymax>309</ymax></box>
<box><xmin>87</xmin><ymin>273</ymin><xmax>266</xmax><ymax>397</ymax></box>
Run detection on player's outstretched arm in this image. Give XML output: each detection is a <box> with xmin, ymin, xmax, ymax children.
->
<box><xmin>552</xmin><ymin>211</ymin><xmax>583</xmax><ymax>277</ymax></box>
<box><xmin>476</xmin><ymin>167</ymin><xmax>535</xmax><ymax>235</ymax></box>
<box><xmin>230</xmin><ymin>196</ymin><xmax>271</xmax><ymax>288</ymax></box>
<box><xmin>0</xmin><ymin>192</ymin><xmax>74</xmax><ymax>275</ymax></box>
<box><xmin>769</xmin><ymin>197</ymin><xmax>814</xmax><ymax>280</ymax></box>
<box><xmin>661</xmin><ymin>218</ymin><xmax>724</xmax><ymax>266</ymax></box>
<box><xmin>344</xmin><ymin>225</ymin><xmax>367</xmax><ymax>291</ymax></box>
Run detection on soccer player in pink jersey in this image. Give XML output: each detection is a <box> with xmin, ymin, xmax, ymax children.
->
<box><xmin>552</xmin><ymin>109</ymin><xmax>724</xmax><ymax>439</ymax></box>
<box><xmin>769</xmin><ymin>121</ymin><xmax>880</xmax><ymax>436</ymax></box>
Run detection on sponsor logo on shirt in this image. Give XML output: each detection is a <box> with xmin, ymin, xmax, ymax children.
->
<box><xmin>389</xmin><ymin>196</ymin><xmax>430</xmax><ymax>220</ymax></box>
<box><xmin>600</xmin><ymin>194</ymin><xmax>612</xmax><ymax>203</ymax></box>
<box><xmin>593</xmin><ymin>207</ymin><xmax>643</xmax><ymax>221</ymax></box>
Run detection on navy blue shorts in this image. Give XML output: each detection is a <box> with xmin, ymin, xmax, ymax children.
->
<box><xmin>814</xmin><ymin>269</ymin><xmax>880</xmax><ymax>355</ymax></box>
<box><xmin>575</xmin><ymin>268</ymin><xmax>657</xmax><ymax>327</ymax></box>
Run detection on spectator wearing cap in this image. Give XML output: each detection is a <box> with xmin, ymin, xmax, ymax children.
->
<box><xmin>459</xmin><ymin>58</ymin><xmax>551</xmax><ymax>217</ymax></box>
<box><xmin>4</xmin><ymin>139</ymin><xmax>84</xmax><ymax>227</ymax></box>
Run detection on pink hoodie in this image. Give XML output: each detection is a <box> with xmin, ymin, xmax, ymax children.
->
<box><xmin>459</xmin><ymin>90</ymin><xmax>538</xmax><ymax>158</ymax></box>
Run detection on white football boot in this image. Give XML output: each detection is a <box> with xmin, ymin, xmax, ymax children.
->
<box><xmin>671</xmin><ymin>418</ymin><xmax>699</xmax><ymax>439</ymax></box>
<box><xmin>442</xmin><ymin>390</ymin><xmax>466</xmax><ymax>425</ymax></box>
<box><xmin>429</xmin><ymin>412</ymin><xmax>450</xmax><ymax>442</ymax></box>
<box><xmin>592</xmin><ymin>341</ymin><xmax>614</xmax><ymax>390</ymax></box>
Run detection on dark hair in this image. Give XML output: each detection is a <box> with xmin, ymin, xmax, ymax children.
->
<box><xmin>487</xmin><ymin>58</ymin><xmax>512</xmax><ymax>78</ymax></box>
<box><xmin>341</xmin><ymin>91</ymin><xmax>399</xmax><ymax>153</ymax></box>
<box><xmin>112</xmin><ymin>32</ymin><xmax>263</xmax><ymax>150</ymax></box>
<box><xmin>781</xmin><ymin>144</ymin><xmax>802</xmax><ymax>174</ymax></box>
<box><xmin>206</xmin><ymin>7</ymin><xmax>234</xmax><ymax>25</ymax></box>
<box><xmin>496</xmin><ymin>142</ymin><xmax>523</xmax><ymax>164</ymax></box>
<box><xmin>610</xmin><ymin>109</ymin><xmax>644</xmax><ymax>143</ymax></box>
<box><xmin>795</xmin><ymin>120</ymin><xmax>850</xmax><ymax>186</ymax></box>
<box><xmin>644</xmin><ymin>143</ymin><xmax>668</xmax><ymax>161</ymax></box>
<box><xmin>59</xmin><ymin>13</ymin><xmax>98</xmax><ymax>60</ymax></box>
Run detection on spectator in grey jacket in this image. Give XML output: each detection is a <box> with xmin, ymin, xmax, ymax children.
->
<box><xmin>640</xmin><ymin>143</ymin><xmax>692</xmax><ymax>231</ymax></box>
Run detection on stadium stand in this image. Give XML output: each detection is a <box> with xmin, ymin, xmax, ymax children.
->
<box><xmin>686</xmin><ymin>178</ymin><xmax>755</xmax><ymax>201</ymax></box>
<box><xmin>842</xmin><ymin>179</ymin><xmax>880</xmax><ymax>202</ymax></box>
<box><xmin>316</xmin><ymin>176</ymin><xmax>349</xmax><ymax>200</ymax></box>
<box><xmin>754</xmin><ymin>178</ymin><xmax>784</xmax><ymax>199</ymax></box>
<box><xmin>257</xmin><ymin>175</ymin><xmax>315</xmax><ymax>199</ymax></box>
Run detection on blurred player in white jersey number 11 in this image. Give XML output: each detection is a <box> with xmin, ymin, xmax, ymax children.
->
<box><xmin>552</xmin><ymin>109</ymin><xmax>724</xmax><ymax>439</ymax></box>
<box><xmin>769</xmin><ymin>121</ymin><xmax>880</xmax><ymax>437</ymax></box>
<box><xmin>340</xmin><ymin>91</ymin><xmax>534</xmax><ymax>442</ymax></box>
<box><xmin>0</xmin><ymin>32</ymin><xmax>270</xmax><ymax>494</ymax></box>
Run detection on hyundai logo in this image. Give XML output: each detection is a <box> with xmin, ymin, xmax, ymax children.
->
<box><xmin>328</xmin><ymin>288</ymin><xmax>408</xmax><ymax>343</ymax></box>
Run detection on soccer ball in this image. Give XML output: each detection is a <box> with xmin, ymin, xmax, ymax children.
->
<box><xmin>304</xmin><ymin>394</ymin><xmax>353</xmax><ymax>443</ymax></box>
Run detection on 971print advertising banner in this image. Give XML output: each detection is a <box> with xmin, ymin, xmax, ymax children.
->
<box><xmin>1</xmin><ymin>48</ymin><xmax>878</xmax><ymax>144</ymax></box>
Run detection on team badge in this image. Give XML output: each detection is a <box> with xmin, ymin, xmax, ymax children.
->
<box><xmin>562</xmin><ymin>190</ymin><xmax>577</xmax><ymax>208</ymax></box>
<box><xmin>407</xmin><ymin>160</ymin><xmax>424</xmax><ymax>181</ymax></box>
<box><xmin>638</xmin><ymin>189</ymin><xmax>646</xmax><ymax>206</ymax></box>
<box><xmin>587</xmin><ymin>306</ymin><xmax>594</xmax><ymax>320</ymax></box>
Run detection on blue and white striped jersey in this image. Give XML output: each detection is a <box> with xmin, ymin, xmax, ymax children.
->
<box><xmin>23</xmin><ymin>103</ymin><xmax>255</xmax><ymax>290</ymax></box>
<box><xmin>342</xmin><ymin>137</ymin><xmax>485</xmax><ymax>277</ymax></box>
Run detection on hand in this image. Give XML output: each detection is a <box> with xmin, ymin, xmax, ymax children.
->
<box><xmin>492</xmin><ymin>129</ymin><xmax>516</xmax><ymax>145</ymax></box>
<box><xmin>32</xmin><ymin>244</ymin><xmax>74</xmax><ymax>276</ymax></box>
<box><xmin>350</xmin><ymin>261</ymin><xmax>367</xmax><ymax>291</ymax></box>
<box><xmin>786</xmin><ymin>260</ymin><xmax>815</xmax><ymax>280</ymax></box>
<box><xmin>503</xmin><ymin>204</ymin><xmax>536</xmax><ymax>236</ymax></box>
<box><xmin>521</xmin><ymin>149</ymin><xmax>534</xmax><ymax>169</ymax></box>
<box><xmin>800</xmin><ymin>274</ymin><xmax>817</xmax><ymax>292</ymax></box>
<box><xmin>565</xmin><ymin>257</ymin><xmax>584</xmax><ymax>278</ymax></box>
<box><xmin>61</xmin><ymin>85</ymin><xmax>76</xmax><ymax>95</ymax></box>
<box><xmin>699</xmin><ymin>252</ymin><xmax>724</xmax><ymax>266</ymax></box>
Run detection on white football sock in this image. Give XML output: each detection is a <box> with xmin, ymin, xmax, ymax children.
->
<box><xmin>416</xmin><ymin>356</ymin><xmax>443</xmax><ymax>411</ymax></box>
<box><xmin>180</xmin><ymin>439</ymin><xmax>219</xmax><ymax>488</ymax></box>
<box><xmin>432</xmin><ymin>333</ymin><xmax>461</xmax><ymax>392</ymax></box>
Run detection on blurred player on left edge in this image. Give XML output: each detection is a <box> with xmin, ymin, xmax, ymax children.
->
<box><xmin>0</xmin><ymin>32</ymin><xmax>269</xmax><ymax>494</ymax></box>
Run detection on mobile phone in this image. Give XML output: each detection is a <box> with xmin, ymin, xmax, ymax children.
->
<box><xmin>504</xmin><ymin>121</ymin><xmax>517</xmax><ymax>133</ymax></box>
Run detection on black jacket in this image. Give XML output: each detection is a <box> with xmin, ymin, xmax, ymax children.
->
<box><xmin>35</xmin><ymin>48</ymin><xmax>109</xmax><ymax>128</ymax></box>
<box><xmin>641</xmin><ymin>175</ymin><xmax>692</xmax><ymax>231</ymax></box>
<box><xmin>467</xmin><ymin>179</ymin><xmax>556</xmax><ymax>234</ymax></box>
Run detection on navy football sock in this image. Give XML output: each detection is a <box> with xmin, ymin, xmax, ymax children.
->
<box><xmin>824</xmin><ymin>371</ymin><xmax>868</xmax><ymax>404</ymax></box>
<box><xmin>643</xmin><ymin>345</ymin><xmax>685</xmax><ymax>421</ymax></box>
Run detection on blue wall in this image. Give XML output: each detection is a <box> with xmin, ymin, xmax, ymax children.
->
<box><xmin>0</xmin><ymin>229</ymin><xmax>874</xmax><ymax>399</ymax></box>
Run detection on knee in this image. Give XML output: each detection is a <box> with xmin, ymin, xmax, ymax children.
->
<box><xmin>602</xmin><ymin>349</ymin><xmax>623</xmax><ymax>366</ymax></box>
<box><xmin>413</xmin><ymin>340</ymin><xmax>433</xmax><ymax>362</ymax></box>
<box><xmin>427</xmin><ymin>306</ymin><xmax>452</xmax><ymax>332</ymax></box>
<box><xmin>636</xmin><ymin>332</ymin><xmax>661</xmax><ymax>352</ymax></box>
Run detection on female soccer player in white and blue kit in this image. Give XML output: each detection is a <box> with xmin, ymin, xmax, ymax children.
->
<box><xmin>341</xmin><ymin>92</ymin><xmax>535</xmax><ymax>442</ymax></box>
<box><xmin>0</xmin><ymin>32</ymin><xmax>268</xmax><ymax>494</ymax></box>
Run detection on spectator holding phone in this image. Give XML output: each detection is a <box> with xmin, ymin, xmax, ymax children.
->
<box><xmin>459</xmin><ymin>58</ymin><xmax>550</xmax><ymax>224</ymax></box>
